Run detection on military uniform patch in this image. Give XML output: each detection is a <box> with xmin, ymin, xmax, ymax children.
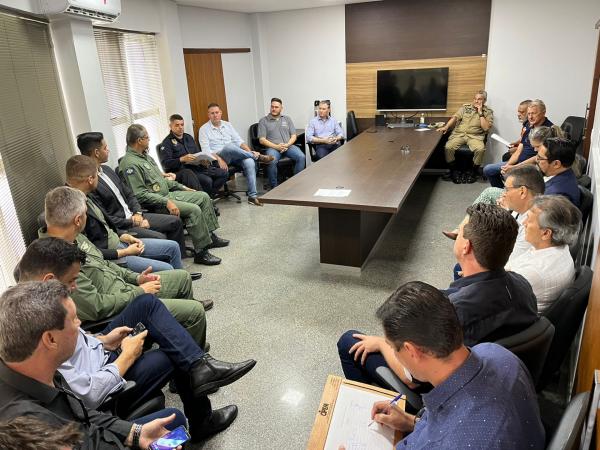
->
<box><xmin>126</xmin><ymin>168</ymin><xmax>134</xmax><ymax>175</ymax></box>
<box><xmin>80</xmin><ymin>241</ymin><xmax>90</xmax><ymax>252</ymax></box>
<box><xmin>171</xmin><ymin>139</ymin><xmax>177</xmax><ymax>145</ymax></box>
<box><xmin>152</xmin><ymin>183</ymin><xmax>161</xmax><ymax>192</ymax></box>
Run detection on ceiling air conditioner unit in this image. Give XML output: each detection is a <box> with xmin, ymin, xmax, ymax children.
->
<box><xmin>38</xmin><ymin>0</ymin><xmax>121</xmax><ymax>23</ymax></box>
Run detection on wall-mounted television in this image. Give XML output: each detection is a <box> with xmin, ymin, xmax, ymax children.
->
<box><xmin>376</xmin><ymin>67</ymin><xmax>449</xmax><ymax>111</ymax></box>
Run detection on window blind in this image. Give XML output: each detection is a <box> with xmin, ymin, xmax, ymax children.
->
<box><xmin>0</xmin><ymin>11</ymin><xmax>71</xmax><ymax>290</ymax></box>
<box><xmin>94</xmin><ymin>28</ymin><xmax>168</xmax><ymax>162</ymax></box>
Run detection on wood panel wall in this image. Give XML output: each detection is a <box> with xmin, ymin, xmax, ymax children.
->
<box><xmin>347</xmin><ymin>56</ymin><xmax>487</xmax><ymax>119</ymax></box>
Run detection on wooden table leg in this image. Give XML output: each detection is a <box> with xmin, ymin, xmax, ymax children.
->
<box><xmin>319</xmin><ymin>207</ymin><xmax>392</xmax><ymax>268</ymax></box>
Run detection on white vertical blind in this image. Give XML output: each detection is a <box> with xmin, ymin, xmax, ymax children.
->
<box><xmin>94</xmin><ymin>28</ymin><xmax>168</xmax><ymax>161</ymax></box>
<box><xmin>0</xmin><ymin>12</ymin><xmax>71</xmax><ymax>291</ymax></box>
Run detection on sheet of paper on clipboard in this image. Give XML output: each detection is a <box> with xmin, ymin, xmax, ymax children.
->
<box><xmin>323</xmin><ymin>384</ymin><xmax>395</xmax><ymax>450</ymax></box>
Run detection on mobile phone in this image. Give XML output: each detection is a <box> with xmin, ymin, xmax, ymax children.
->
<box><xmin>130</xmin><ymin>322</ymin><xmax>146</xmax><ymax>337</ymax></box>
<box><xmin>148</xmin><ymin>425</ymin><xmax>190</xmax><ymax>450</ymax></box>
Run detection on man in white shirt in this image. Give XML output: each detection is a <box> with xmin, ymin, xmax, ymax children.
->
<box><xmin>198</xmin><ymin>103</ymin><xmax>274</xmax><ymax>207</ymax></box>
<box><xmin>506</xmin><ymin>195</ymin><xmax>581</xmax><ymax>312</ymax></box>
<box><xmin>306</xmin><ymin>101</ymin><xmax>344</xmax><ymax>160</ymax></box>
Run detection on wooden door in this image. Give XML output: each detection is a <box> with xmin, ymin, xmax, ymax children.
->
<box><xmin>183</xmin><ymin>51</ymin><xmax>229</xmax><ymax>141</ymax></box>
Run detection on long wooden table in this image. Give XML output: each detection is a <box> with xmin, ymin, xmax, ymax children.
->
<box><xmin>260</xmin><ymin>126</ymin><xmax>443</xmax><ymax>269</ymax></box>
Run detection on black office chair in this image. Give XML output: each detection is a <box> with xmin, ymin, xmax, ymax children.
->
<box><xmin>249</xmin><ymin>123</ymin><xmax>294</xmax><ymax>186</ymax></box>
<box><xmin>100</xmin><ymin>379</ymin><xmax>166</xmax><ymax>421</ymax></box>
<box><xmin>307</xmin><ymin>134</ymin><xmax>345</xmax><ymax>162</ymax></box>
<box><xmin>346</xmin><ymin>111</ymin><xmax>359</xmax><ymax>141</ymax></box>
<box><xmin>538</xmin><ymin>266</ymin><xmax>592</xmax><ymax>390</ymax></box>
<box><xmin>453</xmin><ymin>133</ymin><xmax>489</xmax><ymax>183</ymax></box>
<box><xmin>495</xmin><ymin>317</ymin><xmax>555</xmax><ymax>388</ymax></box>
<box><xmin>560</xmin><ymin>116</ymin><xmax>585</xmax><ymax>156</ymax></box>
<box><xmin>578</xmin><ymin>185</ymin><xmax>593</xmax><ymax>224</ymax></box>
<box><xmin>545</xmin><ymin>391</ymin><xmax>590</xmax><ymax>450</ymax></box>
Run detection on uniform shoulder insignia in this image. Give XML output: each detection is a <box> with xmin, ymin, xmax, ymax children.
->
<box><xmin>160</xmin><ymin>145</ymin><xmax>165</xmax><ymax>151</ymax></box>
<box><xmin>80</xmin><ymin>241</ymin><xmax>89</xmax><ymax>252</ymax></box>
<box><xmin>126</xmin><ymin>168</ymin><xmax>134</xmax><ymax>175</ymax></box>
<box><xmin>171</xmin><ymin>139</ymin><xmax>177</xmax><ymax>145</ymax></box>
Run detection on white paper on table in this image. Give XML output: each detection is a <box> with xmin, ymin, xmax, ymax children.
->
<box><xmin>490</xmin><ymin>133</ymin><xmax>512</xmax><ymax>147</ymax></box>
<box><xmin>324</xmin><ymin>384</ymin><xmax>396</xmax><ymax>450</ymax></box>
<box><xmin>314</xmin><ymin>189</ymin><xmax>351</xmax><ymax>198</ymax></box>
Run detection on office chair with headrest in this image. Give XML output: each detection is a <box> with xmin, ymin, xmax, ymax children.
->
<box><xmin>538</xmin><ymin>266</ymin><xmax>592</xmax><ymax>390</ymax></box>
<box><xmin>545</xmin><ymin>391</ymin><xmax>590</xmax><ymax>450</ymax></box>
<box><xmin>560</xmin><ymin>116</ymin><xmax>585</xmax><ymax>156</ymax></box>
<box><xmin>494</xmin><ymin>316</ymin><xmax>555</xmax><ymax>389</ymax></box>
<box><xmin>578</xmin><ymin>185</ymin><xmax>593</xmax><ymax>224</ymax></box>
<box><xmin>346</xmin><ymin>111</ymin><xmax>358</xmax><ymax>141</ymax></box>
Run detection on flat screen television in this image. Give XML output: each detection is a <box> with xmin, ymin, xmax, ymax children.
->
<box><xmin>377</xmin><ymin>67</ymin><xmax>449</xmax><ymax>111</ymax></box>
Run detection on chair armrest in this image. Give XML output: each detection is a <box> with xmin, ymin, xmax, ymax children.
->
<box><xmin>374</xmin><ymin>366</ymin><xmax>423</xmax><ymax>412</ymax></box>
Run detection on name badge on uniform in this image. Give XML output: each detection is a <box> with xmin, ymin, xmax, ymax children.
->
<box><xmin>171</xmin><ymin>139</ymin><xmax>177</xmax><ymax>145</ymax></box>
<box><xmin>152</xmin><ymin>183</ymin><xmax>161</xmax><ymax>192</ymax></box>
<box><xmin>125</xmin><ymin>168</ymin><xmax>134</xmax><ymax>176</ymax></box>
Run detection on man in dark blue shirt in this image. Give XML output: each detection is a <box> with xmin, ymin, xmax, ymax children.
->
<box><xmin>536</xmin><ymin>137</ymin><xmax>581</xmax><ymax>207</ymax></box>
<box><xmin>367</xmin><ymin>281</ymin><xmax>544</xmax><ymax>449</ymax></box>
<box><xmin>338</xmin><ymin>203</ymin><xmax>538</xmax><ymax>387</ymax></box>
<box><xmin>484</xmin><ymin>99</ymin><xmax>552</xmax><ymax>188</ymax></box>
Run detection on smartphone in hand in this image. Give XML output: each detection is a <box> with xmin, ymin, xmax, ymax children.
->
<box><xmin>148</xmin><ymin>425</ymin><xmax>190</xmax><ymax>450</ymax></box>
<box><xmin>129</xmin><ymin>322</ymin><xmax>146</xmax><ymax>337</ymax></box>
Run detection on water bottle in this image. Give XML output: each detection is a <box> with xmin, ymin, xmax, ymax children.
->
<box><xmin>420</xmin><ymin>113</ymin><xmax>425</xmax><ymax>125</ymax></box>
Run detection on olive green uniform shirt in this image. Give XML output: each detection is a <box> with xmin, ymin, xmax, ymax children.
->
<box><xmin>451</xmin><ymin>104</ymin><xmax>494</xmax><ymax>141</ymax></box>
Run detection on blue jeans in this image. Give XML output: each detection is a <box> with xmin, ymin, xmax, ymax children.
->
<box><xmin>135</xmin><ymin>407</ymin><xmax>187</xmax><ymax>430</ymax></box>
<box><xmin>315</xmin><ymin>142</ymin><xmax>341</xmax><ymax>160</ymax></box>
<box><xmin>483</xmin><ymin>162</ymin><xmax>505</xmax><ymax>188</ymax></box>
<box><xmin>337</xmin><ymin>330</ymin><xmax>388</xmax><ymax>384</ymax></box>
<box><xmin>265</xmin><ymin>145</ymin><xmax>305</xmax><ymax>188</ymax></box>
<box><xmin>103</xmin><ymin>294</ymin><xmax>211</xmax><ymax>425</ymax></box>
<box><xmin>118</xmin><ymin>238</ymin><xmax>182</xmax><ymax>273</ymax></box>
<box><xmin>217</xmin><ymin>143</ymin><xmax>258</xmax><ymax>198</ymax></box>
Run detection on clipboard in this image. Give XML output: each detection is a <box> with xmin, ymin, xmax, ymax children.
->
<box><xmin>306</xmin><ymin>374</ymin><xmax>404</xmax><ymax>449</ymax></box>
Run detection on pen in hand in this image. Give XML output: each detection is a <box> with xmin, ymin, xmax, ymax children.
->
<box><xmin>369</xmin><ymin>393</ymin><xmax>405</xmax><ymax>427</ymax></box>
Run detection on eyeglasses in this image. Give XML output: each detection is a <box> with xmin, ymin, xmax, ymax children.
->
<box><xmin>504</xmin><ymin>184</ymin><xmax>527</xmax><ymax>191</ymax></box>
<box><xmin>536</xmin><ymin>155</ymin><xmax>549</xmax><ymax>161</ymax></box>
<box><xmin>140</xmin><ymin>135</ymin><xmax>149</xmax><ymax>141</ymax></box>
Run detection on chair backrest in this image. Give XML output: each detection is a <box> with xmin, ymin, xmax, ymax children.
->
<box><xmin>249</xmin><ymin>123</ymin><xmax>262</xmax><ymax>151</ymax></box>
<box><xmin>560</xmin><ymin>116</ymin><xmax>586</xmax><ymax>155</ymax></box>
<box><xmin>546</xmin><ymin>391</ymin><xmax>590</xmax><ymax>450</ymax></box>
<box><xmin>494</xmin><ymin>316</ymin><xmax>555</xmax><ymax>387</ymax></box>
<box><xmin>155</xmin><ymin>144</ymin><xmax>167</xmax><ymax>171</ymax></box>
<box><xmin>346</xmin><ymin>111</ymin><xmax>358</xmax><ymax>141</ymax></box>
<box><xmin>578</xmin><ymin>185</ymin><xmax>593</xmax><ymax>224</ymax></box>
<box><xmin>539</xmin><ymin>266</ymin><xmax>592</xmax><ymax>389</ymax></box>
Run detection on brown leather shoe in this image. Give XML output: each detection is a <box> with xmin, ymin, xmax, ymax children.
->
<box><xmin>200</xmin><ymin>299</ymin><xmax>214</xmax><ymax>311</ymax></box>
<box><xmin>257</xmin><ymin>154</ymin><xmax>275</xmax><ymax>165</ymax></box>
<box><xmin>248</xmin><ymin>197</ymin><xmax>263</xmax><ymax>207</ymax></box>
<box><xmin>442</xmin><ymin>230</ymin><xmax>458</xmax><ymax>240</ymax></box>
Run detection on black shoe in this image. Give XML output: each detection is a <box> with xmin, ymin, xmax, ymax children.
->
<box><xmin>204</xmin><ymin>342</ymin><xmax>210</xmax><ymax>353</ymax></box>
<box><xmin>190</xmin><ymin>272</ymin><xmax>202</xmax><ymax>281</ymax></box>
<box><xmin>168</xmin><ymin>379</ymin><xmax>178</xmax><ymax>394</ymax></box>
<box><xmin>214</xmin><ymin>206</ymin><xmax>220</xmax><ymax>217</ymax></box>
<box><xmin>185</xmin><ymin>246</ymin><xmax>196</xmax><ymax>258</ymax></box>
<box><xmin>194</xmin><ymin>249</ymin><xmax>221</xmax><ymax>265</ymax></box>
<box><xmin>452</xmin><ymin>171</ymin><xmax>462</xmax><ymax>184</ymax></box>
<box><xmin>466</xmin><ymin>171</ymin><xmax>478</xmax><ymax>184</ymax></box>
<box><xmin>207</xmin><ymin>232</ymin><xmax>229</xmax><ymax>249</ymax></box>
<box><xmin>190</xmin><ymin>354</ymin><xmax>256</xmax><ymax>398</ymax></box>
<box><xmin>190</xmin><ymin>405</ymin><xmax>238</xmax><ymax>441</ymax></box>
<box><xmin>201</xmin><ymin>299</ymin><xmax>214</xmax><ymax>311</ymax></box>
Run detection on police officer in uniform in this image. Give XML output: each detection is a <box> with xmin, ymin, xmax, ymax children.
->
<box><xmin>438</xmin><ymin>90</ymin><xmax>493</xmax><ymax>184</ymax></box>
<box><xmin>119</xmin><ymin>124</ymin><xmax>228</xmax><ymax>266</ymax></box>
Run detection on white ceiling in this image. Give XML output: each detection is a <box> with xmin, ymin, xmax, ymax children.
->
<box><xmin>173</xmin><ymin>0</ymin><xmax>381</xmax><ymax>14</ymax></box>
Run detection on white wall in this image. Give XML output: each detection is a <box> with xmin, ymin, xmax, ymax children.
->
<box><xmin>485</xmin><ymin>0</ymin><xmax>600</xmax><ymax>162</ymax></box>
<box><xmin>253</xmin><ymin>6</ymin><xmax>347</xmax><ymax>132</ymax></box>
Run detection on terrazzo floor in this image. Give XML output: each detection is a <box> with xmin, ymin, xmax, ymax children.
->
<box><xmin>170</xmin><ymin>173</ymin><xmax>485</xmax><ymax>449</ymax></box>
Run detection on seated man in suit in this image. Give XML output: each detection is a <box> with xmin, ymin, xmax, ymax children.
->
<box><xmin>0</xmin><ymin>281</ymin><xmax>186</xmax><ymax>449</ymax></box>
<box><xmin>305</xmin><ymin>100</ymin><xmax>344</xmax><ymax>160</ymax></box>
<box><xmin>438</xmin><ymin>90</ymin><xmax>493</xmax><ymax>184</ymax></box>
<box><xmin>507</xmin><ymin>195</ymin><xmax>580</xmax><ymax>313</ymax></box>
<box><xmin>258</xmin><ymin>97</ymin><xmax>306</xmax><ymax>189</ymax></box>
<box><xmin>365</xmin><ymin>281</ymin><xmax>544</xmax><ymax>449</ymax></box>
<box><xmin>160</xmin><ymin>114</ymin><xmax>229</xmax><ymax>199</ymax></box>
<box><xmin>119</xmin><ymin>124</ymin><xmax>228</xmax><ymax>266</ymax></box>
<box><xmin>66</xmin><ymin>155</ymin><xmax>189</xmax><ymax>275</ymax></box>
<box><xmin>16</xmin><ymin>241</ymin><xmax>256</xmax><ymax>440</ymax></box>
<box><xmin>484</xmin><ymin>99</ymin><xmax>553</xmax><ymax>188</ymax></box>
<box><xmin>77</xmin><ymin>132</ymin><xmax>188</xmax><ymax>256</ymax></box>
<box><xmin>536</xmin><ymin>136</ymin><xmax>581</xmax><ymax>207</ymax></box>
<box><xmin>338</xmin><ymin>203</ymin><xmax>538</xmax><ymax>388</ymax></box>
<box><xmin>40</xmin><ymin>186</ymin><xmax>212</xmax><ymax>341</ymax></box>
<box><xmin>198</xmin><ymin>103</ymin><xmax>274</xmax><ymax>206</ymax></box>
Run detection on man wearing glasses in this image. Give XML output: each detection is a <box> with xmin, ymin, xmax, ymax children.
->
<box><xmin>535</xmin><ymin>137</ymin><xmax>580</xmax><ymax>207</ymax></box>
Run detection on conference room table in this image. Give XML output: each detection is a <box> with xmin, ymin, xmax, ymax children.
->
<box><xmin>260</xmin><ymin>125</ymin><xmax>443</xmax><ymax>270</ymax></box>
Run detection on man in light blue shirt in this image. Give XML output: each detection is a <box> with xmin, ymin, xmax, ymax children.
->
<box><xmin>198</xmin><ymin>103</ymin><xmax>274</xmax><ymax>207</ymax></box>
<box><xmin>306</xmin><ymin>101</ymin><xmax>344</xmax><ymax>160</ymax></box>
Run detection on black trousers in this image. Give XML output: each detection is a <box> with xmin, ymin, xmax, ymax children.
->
<box><xmin>130</xmin><ymin>213</ymin><xmax>186</xmax><ymax>255</ymax></box>
<box><xmin>177</xmin><ymin>164</ymin><xmax>228</xmax><ymax>198</ymax></box>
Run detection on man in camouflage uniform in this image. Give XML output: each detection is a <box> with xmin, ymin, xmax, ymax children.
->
<box><xmin>438</xmin><ymin>90</ymin><xmax>494</xmax><ymax>184</ymax></box>
<box><xmin>119</xmin><ymin>124</ymin><xmax>228</xmax><ymax>266</ymax></box>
